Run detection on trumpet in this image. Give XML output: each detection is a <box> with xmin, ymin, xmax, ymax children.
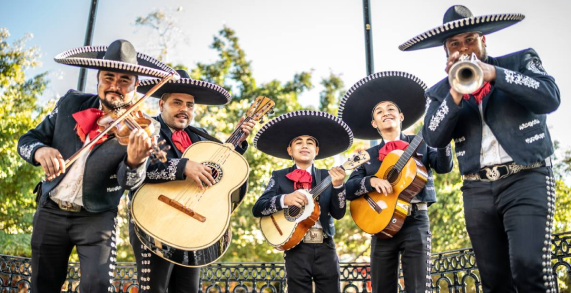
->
<box><xmin>448</xmin><ymin>53</ymin><xmax>484</xmax><ymax>94</ymax></box>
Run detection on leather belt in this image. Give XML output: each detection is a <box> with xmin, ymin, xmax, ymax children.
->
<box><xmin>463</xmin><ymin>158</ymin><xmax>550</xmax><ymax>182</ymax></box>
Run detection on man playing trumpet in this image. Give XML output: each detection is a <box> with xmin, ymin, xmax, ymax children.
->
<box><xmin>400</xmin><ymin>5</ymin><xmax>560</xmax><ymax>292</ymax></box>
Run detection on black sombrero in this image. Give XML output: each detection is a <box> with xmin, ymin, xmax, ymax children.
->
<box><xmin>137</xmin><ymin>69</ymin><xmax>231</xmax><ymax>105</ymax></box>
<box><xmin>254</xmin><ymin>110</ymin><xmax>353</xmax><ymax>160</ymax></box>
<box><xmin>54</xmin><ymin>39</ymin><xmax>177</xmax><ymax>78</ymax></box>
<box><xmin>399</xmin><ymin>5</ymin><xmax>525</xmax><ymax>51</ymax></box>
<box><xmin>338</xmin><ymin>71</ymin><xmax>427</xmax><ymax>140</ymax></box>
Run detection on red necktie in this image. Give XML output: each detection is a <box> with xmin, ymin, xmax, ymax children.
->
<box><xmin>463</xmin><ymin>82</ymin><xmax>491</xmax><ymax>104</ymax></box>
<box><xmin>378</xmin><ymin>140</ymin><xmax>410</xmax><ymax>161</ymax></box>
<box><xmin>72</xmin><ymin>108</ymin><xmax>108</xmax><ymax>146</ymax></box>
<box><xmin>171</xmin><ymin>130</ymin><xmax>192</xmax><ymax>153</ymax></box>
<box><xmin>286</xmin><ymin>169</ymin><xmax>313</xmax><ymax>190</ymax></box>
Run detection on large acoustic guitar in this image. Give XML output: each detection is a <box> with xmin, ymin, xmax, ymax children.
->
<box><xmin>350</xmin><ymin>135</ymin><xmax>428</xmax><ymax>239</ymax></box>
<box><xmin>260</xmin><ymin>151</ymin><xmax>370</xmax><ymax>251</ymax></box>
<box><xmin>131</xmin><ymin>96</ymin><xmax>275</xmax><ymax>267</ymax></box>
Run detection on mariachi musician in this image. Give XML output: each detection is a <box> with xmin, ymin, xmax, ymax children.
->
<box><xmin>339</xmin><ymin>72</ymin><xmax>452</xmax><ymax>292</ymax></box>
<box><xmin>252</xmin><ymin>110</ymin><xmax>353</xmax><ymax>293</ymax></box>
<box><xmin>18</xmin><ymin>39</ymin><xmax>175</xmax><ymax>293</ymax></box>
<box><xmin>129</xmin><ymin>69</ymin><xmax>255</xmax><ymax>293</ymax></box>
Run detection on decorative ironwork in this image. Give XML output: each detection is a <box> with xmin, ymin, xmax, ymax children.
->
<box><xmin>1</xmin><ymin>231</ymin><xmax>570</xmax><ymax>292</ymax></box>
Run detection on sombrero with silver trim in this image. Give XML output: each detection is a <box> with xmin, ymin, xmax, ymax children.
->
<box><xmin>399</xmin><ymin>5</ymin><xmax>525</xmax><ymax>51</ymax></box>
<box><xmin>254</xmin><ymin>110</ymin><xmax>353</xmax><ymax>160</ymax></box>
<box><xmin>137</xmin><ymin>69</ymin><xmax>231</xmax><ymax>105</ymax></box>
<box><xmin>338</xmin><ymin>71</ymin><xmax>427</xmax><ymax>140</ymax></box>
<box><xmin>54</xmin><ymin>39</ymin><xmax>177</xmax><ymax>78</ymax></box>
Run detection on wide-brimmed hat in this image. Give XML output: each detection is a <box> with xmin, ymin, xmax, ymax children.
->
<box><xmin>137</xmin><ymin>69</ymin><xmax>231</xmax><ymax>105</ymax></box>
<box><xmin>54</xmin><ymin>39</ymin><xmax>177</xmax><ymax>78</ymax></box>
<box><xmin>338</xmin><ymin>71</ymin><xmax>427</xmax><ymax>140</ymax></box>
<box><xmin>399</xmin><ymin>5</ymin><xmax>525</xmax><ymax>51</ymax></box>
<box><xmin>254</xmin><ymin>110</ymin><xmax>353</xmax><ymax>160</ymax></box>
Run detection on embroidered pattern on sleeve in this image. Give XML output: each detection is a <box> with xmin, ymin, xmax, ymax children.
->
<box><xmin>338</xmin><ymin>190</ymin><xmax>346</xmax><ymax>209</ymax></box>
<box><xmin>147</xmin><ymin>158</ymin><xmax>180</xmax><ymax>181</ymax></box>
<box><xmin>264</xmin><ymin>178</ymin><xmax>276</xmax><ymax>193</ymax></box>
<box><xmin>504</xmin><ymin>69</ymin><xmax>540</xmax><ymax>89</ymax></box>
<box><xmin>48</xmin><ymin>106</ymin><xmax>58</xmax><ymax>119</ymax></box>
<box><xmin>526</xmin><ymin>58</ymin><xmax>548</xmax><ymax>75</ymax></box>
<box><xmin>428</xmin><ymin>100</ymin><xmax>449</xmax><ymax>131</ymax></box>
<box><xmin>519</xmin><ymin>119</ymin><xmax>540</xmax><ymax>131</ymax></box>
<box><xmin>19</xmin><ymin>142</ymin><xmax>43</xmax><ymax>160</ymax></box>
<box><xmin>355</xmin><ymin>177</ymin><xmax>369</xmax><ymax>196</ymax></box>
<box><xmin>261</xmin><ymin>196</ymin><xmax>278</xmax><ymax>216</ymax></box>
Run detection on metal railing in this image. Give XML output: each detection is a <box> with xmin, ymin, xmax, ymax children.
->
<box><xmin>1</xmin><ymin>231</ymin><xmax>570</xmax><ymax>292</ymax></box>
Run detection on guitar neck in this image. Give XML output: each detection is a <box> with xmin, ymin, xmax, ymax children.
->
<box><xmin>310</xmin><ymin>165</ymin><xmax>346</xmax><ymax>200</ymax></box>
<box><xmin>394</xmin><ymin>135</ymin><xmax>423</xmax><ymax>173</ymax></box>
<box><xmin>225</xmin><ymin>116</ymin><xmax>252</xmax><ymax>148</ymax></box>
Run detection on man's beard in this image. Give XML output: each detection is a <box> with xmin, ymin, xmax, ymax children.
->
<box><xmin>101</xmin><ymin>92</ymin><xmax>131</xmax><ymax>110</ymax></box>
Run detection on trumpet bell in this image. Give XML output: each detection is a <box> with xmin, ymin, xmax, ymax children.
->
<box><xmin>448</xmin><ymin>55</ymin><xmax>484</xmax><ymax>95</ymax></box>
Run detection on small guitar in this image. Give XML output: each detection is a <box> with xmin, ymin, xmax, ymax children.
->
<box><xmin>350</xmin><ymin>135</ymin><xmax>428</xmax><ymax>239</ymax></box>
<box><xmin>131</xmin><ymin>96</ymin><xmax>275</xmax><ymax>267</ymax></box>
<box><xmin>260</xmin><ymin>151</ymin><xmax>370</xmax><ymax>251</ymax></box>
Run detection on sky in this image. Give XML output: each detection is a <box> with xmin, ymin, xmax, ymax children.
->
<box><xmin>2</xmin><ymin>0</ymin><xmax>570</xmax><ymax>154</ymax></box>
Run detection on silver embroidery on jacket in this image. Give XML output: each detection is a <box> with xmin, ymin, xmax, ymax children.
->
<box><xmin>261</xmin><ymin>196</ymin><xmax>278</xmax><ymax>216</ymax></box>
<box><xmin>19</xmin><ymin>142</ymin><xmax>43</xmax><ymax>160</ymax></box>
<box><xmin>525</xmin><ymin>133</ymin><xmax>545</xmax><ymax>144</ymax></box>
<box><xmin>428</xmin><ymin>100</ymin><xmax>449</xmax><ymax>131</ymax></box>
<box><xmin>446</xmin><ymin>145</ymin><xmax>452</xmax><ymax>157</ymax></box>
<box><xmin>504</xmin><ymin>69</ymin><xmax>540</xmax><ymax>89</ymax></box>
<box><xmin>48</xmin><ymin>106</ymin><xmax>58</xmax><ymax>119</ymax></box>
<box><xmin>355</xmin><ymin>177</ymin><xmax>368</xmax><ymax>196</ymax></box>
<box><xmin>264</xmin><ymin>178</ymin><xmax>275</xmax><ymax>193</ymax></box>
<box><xmin>526</xmin><ymin>58</ymin><xmax>547</xmax><ymax>75</ymax></box>
<box><xmin>107</xmin><ymin>186</ymin><xmax>122</xmax><ymax>193</ymax></box>
<box><xmin>147</xmin><ymin>158</ymin><xmax>180</xmax><ymax>181</ymax></box>
<box><xmin>519</xmin><ymin>119</ymin><xmax>540</xmax><ymax>131</ymax></box>
<box><xmin>126</xmin><ymin>172</ymin><xmax>139</xmax><ymax>187</ymax></box>
<box><xmin>454</xmin><ymin>136</ymin><xmax>466</xmax><ymax>143</ymax></box>
<box><xmin>456</xmin><ymin>151</ymin><xmax>466</xmax><ymax>157</ymax></box>
<box><xmin>338</xmin><ymin>190</ymin><xmax>346</xmax><ymax>209</ymax></box>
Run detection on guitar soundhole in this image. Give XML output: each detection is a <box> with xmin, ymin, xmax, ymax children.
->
<box><xmin>386</xmin><ymin>168</ymin><xmax>399</xmax><ymax>184</ymax></box>
<box><xmin>201</xmin><ymin>162</ymin><xmax>223</xmax><ymax>185</ymax></box>
<box><xmin>285</xmin><ymin>206</ymin><xmax>305</xmax><ymax>221</ymax></box>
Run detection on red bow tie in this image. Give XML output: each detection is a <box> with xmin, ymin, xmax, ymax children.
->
<box><xmin>286</xmin><ymin>169</ymin><xmax>313</xmax><ymax>190</ymax></box>
<box><xmin>463</xmin><ymin>82</ymin><xmax>491</xmax><ymax>104</ymax></box>
<box><xmin>378</xmin><ymin>140</ymin><xmax>410</xmax><ymax>161</ymax></box>
<box><xmin>72</xmin><ymin>108</ymin><xmax>108</xmax><ymax>147</ymax></box>
<box><xmin>171</xmin><ymin>130</ymin><xmax>192</xmax><ymax>153</ymax></box>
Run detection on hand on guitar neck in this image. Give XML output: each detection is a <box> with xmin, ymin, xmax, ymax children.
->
<box><xmin>370</xmin><ymin>177</ymin><xmax>393</xmax><ymax>195</ymax></box>
<box><xmin>235</xmin><ymin>117</ymin><xmax>256</xmax><ymax>145</ymax></box>
<box><xmin>283</xmin><ymin>166</ymin><xmax>345</xmax><ymax>208</ymax></box>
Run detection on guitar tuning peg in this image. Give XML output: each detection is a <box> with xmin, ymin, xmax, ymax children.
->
<box><xmin>269</xmin><ymin>108</ymin><xmax>275</xmax><ymax>115</ymax></box>
<box><xmin>260</xmin><ymin>118</ymin><xmax>265</xmax><ymax>124</ymax></box>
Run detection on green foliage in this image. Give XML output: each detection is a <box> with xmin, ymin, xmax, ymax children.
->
<box><xmin>0</xmin><ymin>28</ymin><xmax>51</xmax><ymax>256</ymax></box>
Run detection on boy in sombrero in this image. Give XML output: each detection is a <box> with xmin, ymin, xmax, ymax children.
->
<box><xmin>340</xmin><ymin>71</ymin><xmax>453</xmax><ymax>293</ymax></box>
<box><xmin>252</xmin><ymin>110</ymin><xmax>352</xmax><ymax>293</ymax></box>
<box><xmin>401</xmin><ymin>5</ymin><xmax>560</xmax><ymax>292</ymax></box>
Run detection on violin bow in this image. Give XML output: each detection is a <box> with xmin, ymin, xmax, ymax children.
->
<box><xmin>64</xmin><ymin>72</ymin><xmax>177</xmax><ymax>169</ymax></box>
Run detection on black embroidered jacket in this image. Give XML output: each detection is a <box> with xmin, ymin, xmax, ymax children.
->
<box><xmin>422</xmin><ymin>48</ymin><xmax>560</xmax><ymax>174</ymax></box>
<box><xmin>18</xmin><ymin>90</ymin><xmax>148</xmax><ymax>212</ymax></box>
<box><xmin>252</xmin><ymin>165</ymin><xmax>346</xmax><ymax>237</ymax></box>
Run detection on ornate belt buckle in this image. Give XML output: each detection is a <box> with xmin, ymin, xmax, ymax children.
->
<box><xmin>57</xmin><ymin>201</ymin><xmax>81</xmax><ymax>212</ymax></box>
<box><xmin>485</xmin><ymin>166</ymin><xmax>501</xmax><ymax>181</ymax></box>
<box><xmin>303</xmin><ymin>228</ymin><xmax>324</xmax><ymax>244</ymax></box>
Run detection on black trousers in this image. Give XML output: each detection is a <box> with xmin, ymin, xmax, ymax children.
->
<box><xmin>284</xmin><ymin>237</ymin><xmax>341</xmax><ymax>293</ymax></box>
<box><xmin>462</xmin><ymin>166</ymin><xmax>555</xmax><ymax>292</ymax></box>
<box><xmin>129</xmin><ymin>221</ymin><xmax>200</xmax><ymax>293</ymax></box>
<box><xmin>370</xmin><ymin>208</ymin><xmax>432</xmax><ymax>293</ymax></box>
<box><xmin>31</xmin><ymin>199</ymin><xmax>118</xmax><ymax>293</ymax></box>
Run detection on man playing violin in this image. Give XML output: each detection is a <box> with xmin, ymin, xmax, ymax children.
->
<box><xmin>129</xmin><ymin>69</ymin><xmax>255</xmax><ymax>293</ymax></box>
<box><xmin>400</xmin><ymin>5</ymin><xmax>561</xmax><ymax>292</ymax></box>
<box><xmin>17</xmin><ymin>39</ymin><xmax>174</xmax><ymax>293</ymax></box>
<box><xmin>339</xmin><ymin>72</ymin><xmax>452</xmax><ymax>292</ymax></box>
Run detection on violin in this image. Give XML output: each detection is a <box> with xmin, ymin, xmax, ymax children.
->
<box><xmin>62</xmin><ymin>72</ymin><xmax>177</xmax><ymax>169</ymax></box>
<box><xmin>97</xmin><ymin>107</ymin><xmax>169</xmax><ymax>163</ymax></box>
